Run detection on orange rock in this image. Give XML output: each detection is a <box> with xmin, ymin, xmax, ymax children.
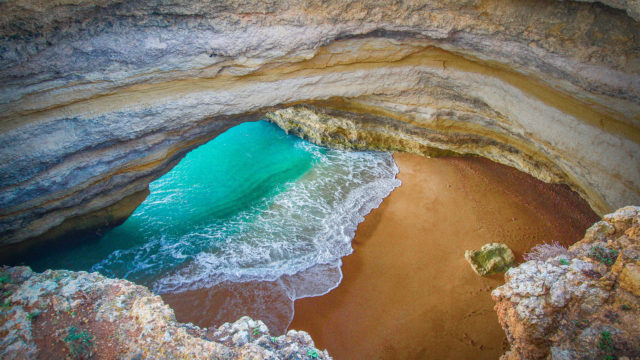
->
<box><xmin>620</xmin><ymin>263</ymin><xmax>640</xmax><ymax>297</ymax></box>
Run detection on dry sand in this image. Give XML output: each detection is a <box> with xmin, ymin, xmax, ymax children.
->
<box><xmin>164</xmin><ymin>153</ymin><xmax>598</xmax><ymax>359</ymax></box>
<box><xmin>289</xmin><ymin>153</ymin><xmax>598</xmax><ymax>359</ymax></box>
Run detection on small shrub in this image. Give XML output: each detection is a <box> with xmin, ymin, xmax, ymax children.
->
<box><xmin>307</xmin><ymin>349</ymin><xmax>319</xmax><ymax>359</ymax></box>
<box><xmin>599</xmin><ymin>331</ymin><xmax>612</xmax><ymax>349</ymax></box>
<box><xmin>0</xmin><ymin>274</ymin><xmax>9</xmax><ymax>284</ymax></box>
<box><xmin>524</xmin><ymin>241</ymin><xmax>571</xmax><ymax>262</ymax></box>
<box><xmin>590</xmin><ymin>245</ymin><xmax>618</xmax><ymax>266</ymax></box>
<box><xmin>1</xmin><ymin>299</ymin><xmax>10</xmax><ymax>310</ymax></box>
<box><xmin>559</xmin><ymin>258</ymin><xmax>570</xmax><ymax>265</ymax></box>
<box><xmin>63</xmin><ymin>326</ymin><xmax>93</xmax><ymax>358</ymax></box>
<box><xmin>27</xmin><ymin>311</ymin><xmax>41</xmax><ymax>320</ymax></box>
<box><xmin>252</xmin><ymin>326</ymin><xmax>261</xmax><ymax>337</ymax></box>
<box><xmin>598</xmin><ymin>331</ymin><xmax>615</xmax><ymax>360</ymax></box>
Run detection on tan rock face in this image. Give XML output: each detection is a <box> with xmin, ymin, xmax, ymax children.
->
<box><xmin>575</xmin><ymin>0</ymin><xmax>640</xmax><ymax>21</ymax></box>
<box><xmin>492</xmin><ymin>206</ymin><xmax>640</xmax><ymax>359</ymax></box>
<box><xmin>0</xmin><ymin>0</ymin><xmax>639</xmax><ymax>253</ymax></box>
<box><xmin>619</xmin><ymin>263</ymin><xmax>640</xmax><ymax>296</ymax></box>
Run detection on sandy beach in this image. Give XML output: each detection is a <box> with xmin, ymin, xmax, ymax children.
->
<box><xmin>289</xmin><ymin>152</ymin><xmax>598</xmax><ymax>359</ymax></box>
<box><xmin>164</xmin><ymin>152</ymin><xmax>599</xmax><ymax>359</ymax></box>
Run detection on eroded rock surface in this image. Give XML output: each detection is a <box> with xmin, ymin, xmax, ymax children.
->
<box><xmin>465</xmin><ymin>243</ymin><xmax>515</xmax><ymax>276</ymax></box>
<box><xmin>576</xmin><ymin>0</ymin><xmax>640</xmax><ymax>21</ymax></box>
<box><xmin>0</xmin><ymin>266</ymin><xmax>330</xmax><ymax>359</ymax></box>
<box><xmin>0</xmin><ymin>0</ymin><xmax>639</xmax><ymax>254</ymax></box>
<box><xmin>492</xmin><ymin>206</ymin><xmax>640</xmax><ymax>359</ymax></box>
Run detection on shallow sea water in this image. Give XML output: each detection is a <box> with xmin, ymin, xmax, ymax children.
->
<box><xmin>29</xmin><ymin>120</ymin><xmax>400</xmax><ymax>331</ymax></box>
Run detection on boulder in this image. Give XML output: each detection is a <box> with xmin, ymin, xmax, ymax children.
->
<box><xmin>464</xmin><ymin>243</ymin><xmax>515</xmax><ymax>276</ymax></box>
<box><xmin>492</xmin><ymin>206</ymin><xmax>640</xmax><ymax>360</ymax></box>
<box><xmin>0</xmin><ymin>266</ymin><xmax>331</xmax><ymax>359</ymax></box>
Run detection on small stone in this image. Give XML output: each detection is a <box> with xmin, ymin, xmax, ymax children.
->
<box><xmin>232</xmin><ymin>330</ymin><xmax>249</xmax><ymax>346</ymax></box>
<box><xmin>603</xmin><ymin>206</ymin><xmax>639</xmax><ymax>234</ymax></box>
<box><xmin>465</xmin><ymin>243</ymin><xmax>515</xmax><ymax>276</ymax></box>
<box><xmin>619</xmin><ymin>263</ymin><xmax>640</xmax><ymax>296</ymax></box>
<box><xmin>163</xmin><ymin>331</ymin><xmax>172</xmax><ymax>343</ymax></box>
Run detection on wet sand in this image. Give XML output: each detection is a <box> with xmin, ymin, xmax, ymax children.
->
<box><xmin>289</xmin><ymin>153</ymin><xmax>599</xmax><ymax>359</ymax></box>
<box><xmin>163</xmin><ymin>153</ymin><xmax>599</xmax><ymax>359</ymax></box>
<box><xmin>162</xmin><ymin>279</ymin><xmax>295</xmax><ymax>334</ymax></box>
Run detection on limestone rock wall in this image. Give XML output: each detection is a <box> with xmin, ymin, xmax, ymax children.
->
<box><xmin>1</xmin><ymin>0</ymin><xmax>639</xmax><ymax>251</ymax></box>
<box><xmin>575</xmin><ymin>0</ymin><xmax>640</xmax><ymax>21</ymax></box>
<box><xmin>0</xmin><ymin>266</ymin><xmax>330</xmax><ymax>359</ymax></box>
<box><xmin>492</xmin><ymin>206</ymin><xmax>640</xmax><ymax>359</ymax></box>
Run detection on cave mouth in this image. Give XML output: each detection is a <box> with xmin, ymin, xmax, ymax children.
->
<box><xmin>7</xmin><ymin>111</ymin><xmax>602</xmax><ymax>357</ymax></box>
<box><xmin>23</xmin><ymin>119</ymin><xmax>400</xmax><ymax>333</ymax></box>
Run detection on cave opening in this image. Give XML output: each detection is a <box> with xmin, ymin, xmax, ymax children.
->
<box><xmin>2</xmin><ymin>105</ymin><xmax>605</xmax><ymax>359</ymax></box>
<box><xmin>1</xmin><ymin>0</ymin><xmax>639</xmax><ymax>358</ymax></box>
<box><xmin>21</xmin><ymin>118</ymin><xmax>401</xmax><ymax>334</ymax></box>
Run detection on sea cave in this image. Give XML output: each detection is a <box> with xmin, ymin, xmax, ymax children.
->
<box><xmin>1</xmin><ymin>1</ymin><xmax>639</xmax><ymax>359</ymax></box>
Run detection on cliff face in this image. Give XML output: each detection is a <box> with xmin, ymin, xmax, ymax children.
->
<box><xmin>492</xmin><ymin>206</ymin><xmax>640</xmax><ymax>359</ymax></box>
<box><xmin>1</xmin><ymin>0</ymin><xmax>640</xmax><ymax>252</ymax></box>
<box><xmin>0</xmin><ymin>266</ymin><xmax>330</xmax><ymax>359</ymax></box>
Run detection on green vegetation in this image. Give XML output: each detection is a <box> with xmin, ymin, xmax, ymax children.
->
<box><xmin>464</xmin><ymin>243</ymin><xmax>515</xmax><ymax>276</ymax></box>
<box><xmin>0</xmin><ymin>274</ymin><xmax>9</xmax><ymax>284</ymax></box>
<box><xmin>63</xmin><ymin>326</ymin><xmax>94</xmax><ymax>358</ymax></box>
<box><xmin>1</xmin><ymin>299</ymin><xmax>11</xmax><ymax>310</ymax></box>
<box><xmin>307</xmin><ymin>349</ymin><xmax>319</xmax><ymax>359</ymax></box>
<box><xmin>27</xmin><ymin>311</ymin><xmax>41</xmax><ymax>320</ymax></box>
<box><xmin>621</xmin><ymin>304</ymin><xmax>631</xmax><ymax>311</ymax></box>
<box><xmin>559</xmin><ymin>258</ymin><xmax>569</xmax><ymax>265</ymax></box>
<box><xmin>590</xmin><ymin>246</ymin><xmax>618</xmax><ymax>266</ymax></box>
<box><xmin>252</xmin><ymin>326</ymin><xmax>261</xmax><ymax>337</ymax></box>
<box><xmin>598</xmin><ymin>331</ymin><xmax>615</xmax><ymax>360</ymax></box>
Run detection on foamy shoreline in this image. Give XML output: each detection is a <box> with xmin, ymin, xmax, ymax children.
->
<box><xmin>289</xmin><ymin>152</ymin><xmax>599</xmax><ymax>359</ymax></box>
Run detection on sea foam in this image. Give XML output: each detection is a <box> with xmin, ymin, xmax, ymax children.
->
<box><xmin>149</xmin><ymin>140</ymin><xmax>400</xmax><ymax>299</ymax></box>
<box><xmin>28</xmin><ymin>120</ymin><xmax>399</xmax><ymax>330</ymax></box>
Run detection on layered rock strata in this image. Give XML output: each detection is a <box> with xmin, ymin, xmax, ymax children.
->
<box><xmin>1</xmin><ymin>0</ymin><xmax>640</xmax><ymax>254</ymax></box>
<box><xmin>575</xmin><ymin>0</ymin><xmax>640</xmax><ymax>21</ymax></box>
<box><xmin>492</xmin><ymin>206</ymin><xmax>640</xmax><ymax>359</ymax></box>
<box><xmin>0</xmin><ymin>266</ymin><xmax>330</xmax><ymax>359</ymax></box>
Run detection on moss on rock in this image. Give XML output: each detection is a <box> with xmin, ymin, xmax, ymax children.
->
<box><xmin>464</xmin><ymin>243</ymin><xmax>515</xmax><ymax>276</ymax></box>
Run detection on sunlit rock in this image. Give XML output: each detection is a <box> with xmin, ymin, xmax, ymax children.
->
<box><xmin>465</xmin><ymin>243</ymin><xmax>516</xmax><ymax>276</ymax></box>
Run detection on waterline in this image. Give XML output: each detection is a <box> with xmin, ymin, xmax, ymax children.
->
<box><xmin>28</xmin><ymin>120</ymin><xmax>400</xmax><ymax>331</ymax></box>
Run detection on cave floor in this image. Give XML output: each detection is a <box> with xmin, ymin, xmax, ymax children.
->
<box><xmin>289</xmin><ymin>152</ymin><xmax>598</xmax><ymax>360</ymax></box>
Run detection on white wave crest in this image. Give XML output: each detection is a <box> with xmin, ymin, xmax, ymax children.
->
<box><xmin>93</xmin><ymin>144</ymin><xmax>400</xmax><ymax>300</ymax></box>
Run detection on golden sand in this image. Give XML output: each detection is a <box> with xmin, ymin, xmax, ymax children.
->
<box><xmin>289</xmin><ymin>153</ymin><xmax>598</xmax><ymax>359</ymax></box>
<box><xmin>164</xmin><ymin>153</ymin><xmax>598</xmax><ymax>359</ymax></box>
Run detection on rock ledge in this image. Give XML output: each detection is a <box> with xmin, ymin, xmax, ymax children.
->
<box><xmin>492</xmin><ymin>206</ymin><xmax>640</xmax><ymax>359</ymax></box>
<box><xmin>0</xmin><ymin>267</ymin><xmax>330</xmax><ymax>359</ymax></box>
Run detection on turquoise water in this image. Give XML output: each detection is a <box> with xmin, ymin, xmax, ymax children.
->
<box><xmin>29</xmin><ymin>120</ymin><xmax>400</xmax><ymax>299</ymax></box>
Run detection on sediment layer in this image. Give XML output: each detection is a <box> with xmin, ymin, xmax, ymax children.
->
<box><xmin>1</xmin><ymin>0</ymin><xmax>639</xmax><ymax>253</ymax></box>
